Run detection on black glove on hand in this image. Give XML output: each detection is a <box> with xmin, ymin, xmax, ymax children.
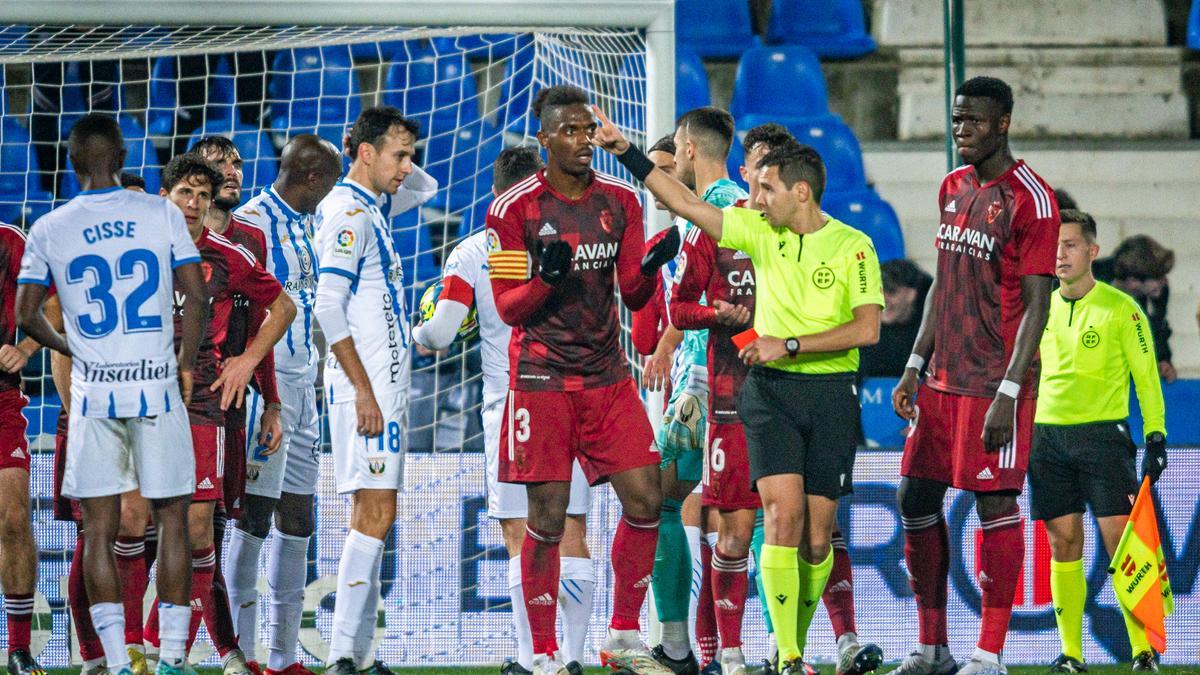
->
<box><xmin>641</xmin><ymin>225</ymin><xmax>680</xmax><ymax>276</ymax></box>
<box><xmin>537</xmin><ymin>240</ymin><xmax>573</xmax><ymax>285</ymax></box>
<box><xmin>1142</xmin><ymin>431</ymin><xmax>1167</xmax><ymax>484</ymax></box>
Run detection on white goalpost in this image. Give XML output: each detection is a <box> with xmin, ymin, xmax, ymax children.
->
<box><xmin>0</xmin><ymin>0</ymin><xmax>705</xmax><ymax>667</ymax></box>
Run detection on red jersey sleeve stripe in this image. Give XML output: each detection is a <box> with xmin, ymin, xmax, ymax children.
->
<box><xmin>488</xmin><ymin>173</ymin><xmax>541</xmax><ymax>219</ymax></box>
<box><xmin>1014</xmin><ymin>165</ymin><xmax>1052</xmax><ymax>219</ymax></box>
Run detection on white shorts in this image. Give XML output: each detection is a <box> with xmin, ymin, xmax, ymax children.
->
<box><xmin>482</xmin><ymin>399</ymin><xmax>590</xmax><ymax>520</ymax></box>
<box><xmin>330</xmin><ymin>389</ymin><xmax>407</xmax><ymax>494</ymax></box>
<box><xmin>64</xmin><ymin>406</ymin><xmax>194</xmax><ymax>500</ymax></box>
<box><xmin>244</xmin><ymin>381</ymin><xmax>322</xmax><ymax>499</ymax></box>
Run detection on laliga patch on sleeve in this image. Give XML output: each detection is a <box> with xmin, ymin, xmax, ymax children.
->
<box><xmin>732</xmin><ymin>328</ymin><xmax>759</xmax><ymax>350</ymax></box>
<box><xmin>485</xmin><ymin>228</ymin><xmax>502</xmax><ymax>253</ymax></box>
<box><xmin>333</xmin><ymin>228</ymin><xmax>355</xmax><ymax>258</ymax></box>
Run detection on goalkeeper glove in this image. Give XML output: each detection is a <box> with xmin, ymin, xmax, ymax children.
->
<box><xmin>1142</xmin><ymin>431</ymin><xmax>1167</xmax><ymax>484</ymax></box>
<box><xmin>537</xmin><ymin>240</ymin><xmax>573</xmax><ymax>285</ymax></box>
<box><xmin>641</xmin><ymin>226</ymin><xmax>679</xmax><ymax>276</ymax></box>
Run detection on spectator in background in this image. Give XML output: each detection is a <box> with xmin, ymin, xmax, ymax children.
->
<box><xmin>1095</xmin><ymin>235</ymin><xmax>1177</xmax><ymax>383</ymax></box>
<box><xmin>858</xmin><ymin>259</ymin><xmax>933</xmax><ymax>377</ymax></box>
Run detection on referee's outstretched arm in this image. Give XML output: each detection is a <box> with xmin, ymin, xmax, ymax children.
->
<box><xmin>591</xmin><ymin>106</ymin><xmax>726</xmax><ymax>240</ymax></box>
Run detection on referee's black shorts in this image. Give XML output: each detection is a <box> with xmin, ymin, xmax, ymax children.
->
<box><xmin>737</xmin><ymin>367</ymin><xmax>858</xmax><ymax>499</ymax></box>
<box><xmin>1028</xmin><ymin>420</ymin><xmax>1139</xmax><ymax>522</ymax></box>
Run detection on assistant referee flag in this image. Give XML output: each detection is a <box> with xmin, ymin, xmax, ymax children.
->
<box><xmin>1108</xmin><ymin>477</ymin><xmax>1174</xmax><ymax>652</ymax></box>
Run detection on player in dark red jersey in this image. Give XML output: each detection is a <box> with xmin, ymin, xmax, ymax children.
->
<box><xmin>487</xmin><ymin>85</ymin><xmax>679</xmax><ymax>675</ymax></box>
<box><xmin>891</xmin><ymin>77</ymin><xmax>1059</xmax><ymax>675</ymax></box>
<box><xmin>141</xmin><ymin>154</ymin><xmax>295</xmax><ymax>661</ymax></box>
<box><xmin>0</xmin><ymin>222</ymin><xmax>48</xmax><ymax>675</ymax></box>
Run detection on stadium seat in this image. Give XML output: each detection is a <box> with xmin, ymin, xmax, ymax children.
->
<box><xmin>434</xmin><ymin>33</ymin><xmax>521</xmax><ymax>59</ymax></box>
<box><xmin>820</xmin><ymin>188</ymin><xmax>906</xmax><ymax>262</ymax></box>
<box><xmin>733</xmin><ymin>113</ymin><xmax>865</xmax><ymax>193</ymax></box>
<box><xmin>766</xmin><ymin>0</ymin><xmax>876</xmax><ymax>59</ymax></box>
<box><xmin>269</xmin><ymin>46</ymin><xmax>362</xmax><ymax>147</ymax></box>
<box><xmin>146</xmin><ymin>56</ymin><xmax>178</xmax><ymax>138</ymax></box>
<box><xmin>382</xmin><ymin>45</ymin><xmax>481</xmax><ymax>137</ymax></box>
<box><xmin>390</xmin><ymin>207</ymin><xmax>442</xmax><ymax>301</ymax></box>
<box><xmin>421</xmin><ymin>113</ymin><xmax>503</xmax><ymax>214</ymax></box>
<box><xmin>59</xmin><ymin>115</ymin><xmax>159</xmax><ymax>199</ymax></box>
<box><xmin>0</xmin><ymin>117</ymin><xmax>53</xmax><ymax>225</ymax></box>
<box><xmin>613</xmin><ymin>47</ymin><xmax>712</xmax><ymax>135</ymax></box>
<box><xmin>1190</xmin><ymin>0</ymin><xmax>1200</xmax><ymax>50</ymax></box>
<box><xmin>676</xmin><ymin>0</ymin><xmax>761</xmax><ymax>58</ymax></box>
<box><xmin>677</xmin><ymin>47</ymin><xmax>712</xmax><ymax>115</ymax></box>
<box><xmin>730</xmin><ymin>46</ymin><xmax>829</xmax><ymax>120</ymax></box>
<box><xmin>206</xmin><ymin>55</ymin><xmax>237</xmax><ymax>124</ymax></box>
<box><xmin>498</xmin><ymin>43</ymin><xmax>536</xmax><ymax>135</ymax></box>
<box><xmin>186</xmin><ymin>118</ymin><xmax>279</xmax><ymax>195</ymax></box>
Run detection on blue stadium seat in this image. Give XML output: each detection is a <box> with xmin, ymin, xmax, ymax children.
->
<box><xmin>269</xmin><ymin>46</ymin><xmax>362</xmax><ymax>146</ymax></box>
<box><xmin>421</xmin><ymin>113</ymin><xmax>503</xmax><ymax>214</ymax></box>
<box><xmin>0</xmin><ymin>118</ymin><xmax>53</xmax><ymax>225</ymax></box>
<box><xmin>677</xmin><ymin>47</ymin><xmax>712</xmax><ymax>115</ymax></box>
<box><xmin>390</xmin><ymin>207</ymin><xmax>441</xmax><ymax>305</ymax></box>
<box><xmin>676</xmin><ymin>0</ymin><xmax>761</xmax><ymax>58</ymax></box>
<box><xmin>1190</xmin><ymin>0</ymin><xmax>1200</xmax><ymax>49</ymax></box>
<box><xmin>56</xmin><ymin>61</ymin><xmax>88</xmax><ymax>139</ymax></box>
<box><xmin>186</xmin><ymin>119</ymin><xmax>279</xmax><ymax>196</ymax></box>
<box><xmin>766</xmin><ymin>0</ymin><xmax>876</xmax><ymax>59</ymax></box>
<box><xmin>146</xmin><ymin>56</ymin><xmax>178</xmax><ymax>138</ymax></box>
<box><xmin>730</xmin><ymin>46</ymin><xmax>829</xmax><ymax>120</ymax></box>
<box><xmin>382</xmin><ymin>45</ymin><xmax>481</xmax><ymax>137</ymax></box>
<box><xmin>498</xmin><ymin>42</ymin><xmax>536</xmax><ymax>135</ymax></box>
<box><xmin>820</xmin><ymin>189</ymin><xmax>905</xmax><ymax>262</ymax></box>
<box><xmin>59</xmin><ymin>115</ymin><xmax>159</xmax><ymax>199</ymax></box>
<box><xmin>613</xmin><ymin>46</ymin><xmax>712</xmax><ymax>136</ymax></box>
<box><xmin>206</xmin><ymin>55</ymin><xmax>237</xmax><ymax>124</ymax></box>
<box><xmin>434</xmin><ymin>34</ymin><xmax>522</xmax><ymax>59</ymax></box>
<box><xmin>734</xmin><ymin>113</ymin><xmax>864</xmax><ymax>193</ymax></box>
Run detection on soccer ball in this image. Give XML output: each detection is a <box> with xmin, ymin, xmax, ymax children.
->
<box><xmin>418</xmin><ymin>281</ymin><xmax>479</xmax><ymax>342</ymax></box>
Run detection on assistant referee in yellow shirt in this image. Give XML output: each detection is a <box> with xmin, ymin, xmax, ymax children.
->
<box><xmin>591</xmin><ymin>106</ymin><xmax>883</xmax><ymax>675</ymax></box>
<box><xmin>1031</xmin><ymin>210</ymin><xmax>1166</xmax><ymax>674</ymax></box>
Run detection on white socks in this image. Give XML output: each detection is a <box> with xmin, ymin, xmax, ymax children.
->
<box><xmin>157</xmin><ymin>601</ymin><xmax>191</xmax><ymax>667</ymax></box>
<box><xmin>509</xmin><ymin>555</ymin><xmax>535</xmax><ymax>671</ymax></box>
<box><xmin>227</xmin><ymin>528</ymin><xmax>266</xmax><ymax>657</ymax></box>
<box><xmin>558</xmin><ymin>556</ymin><xmax>595</xmax><ymax>664</ymax></box>
<box><xmin>89</xmin><ymin>602</ymin><xmax>130</xmax><ymax>670</ymax></box>
<box><xmin>267</xmin><ymin>532</ymin><xmax>310</xmax><ymax>671</ymax></box>
<box><xmin>660</xmin><ymin>621</ymin><xmax>690</xmax><ymax>661</ymax></box>
<box><xmin>328</xmin><ymin>530</ymin><xmax>383</xmax><ymax>665</ymax></box>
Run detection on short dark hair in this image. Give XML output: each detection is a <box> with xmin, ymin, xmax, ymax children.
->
<box><xmin>161</xmin><ymin>153</ymin><xmax>222</xmax><ymax>194</ymax></box>
<box><xmin>758</xmin><ymin>143</ymin><xmax>826</xmax><ymax>203</ymax></box>
<box><xmin>189</xmin><ymin>135</ymin><xmax>239</xmax><ymax>161</ymax></box>
<box><xmin>67</xmin><ymin>113</ymin><xmax>124</xmax><ymax>173</ymax></box>
<box><xmin>1113</xmin><ymin>235</ymin><xmax>1175</xmax><ymax>280</ymax></box>
<box><xmin>493</xmin><ymin>146</ymin><xmax>543</xmax><ymax>194</ymax></box>
<box><xmin>1059</xmin><ymin>209</ymin><xmax>1097</xmax><ymax>242</ymax></box>
<box><xmin>532</xmin><ymin>85</ymin><xmax>590</xmax><ymax>127</ymax></box>
<box><xmin>955</xmin><ymin>76</ymin><xmax>1014</xmax><ymax>116</ymax></box>
<box><xmin>119</xmin><ymin>171</ymin><xmax>147</xmax><ymax>190</ymax></box>
<box><xmin>648</xmin><ymin>133</ymin><xmax>676</xmax><ymax>156</ymax></box>
<box><xmin>347</xmin><ymin>106</ymin><xmax>420</xmax><ymax>161</ymax></box>
<box><xmin>742</xmin><ymin>122</ymin><xmax>794</xmax><ymax>156</ymax></box>
<box><xmin>880</xmin><ymin>259</ymin><xmax>930</xmax><ymax>294</ymax></box>
<box><xmin>675</xmin><ymin>106</ymin><xmax>735</xmax><ymax>160</ymax></box>
<box><xmin>1054</xmin><ymin>188</ymin><xmax>1078</xmax><ymax>211</ymax></box>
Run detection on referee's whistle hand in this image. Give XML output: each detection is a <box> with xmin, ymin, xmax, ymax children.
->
<box><xmin>981</xmin><ymin>395</ymin><xmax>1016</xmax><ymax>452</ymax></box>
<box><xmin>891</xmin><ymin>372</ymin><xmax>918</xmax><ymax>420</ymax></box>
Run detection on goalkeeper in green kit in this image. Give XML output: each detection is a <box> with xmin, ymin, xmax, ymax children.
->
<box><xmin>1028</xmin><ymin>210</ymin><xmax>1166</xmax><ymax>673</ymax></box>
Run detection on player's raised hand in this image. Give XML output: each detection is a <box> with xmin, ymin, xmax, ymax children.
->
<box><xmin>0</xmin><ymin>344</ymin><xmax>30</xmax><ymax>373</ymax></box>
<box><xmin>211</xmin><ymin>352</ymin><xmax>258</xmax><ymax>411</ymax></box>
<box><xmin>981</xmin><ymin>394</ymin><xmax>1016</xmax><ymax>452</ymax></box>
<box><xmin>356</xmin><ymin>390</ymin><xmax>384</xmax><ymax>438</ymax></box>
<box><xmin>712</xmin><ymin>300</ymin><xmax>751</xmax><ymax>327</ymax></box>
<box><xmin>179</xmin><ymin>368</ymin><xmax>194</xmax><ymax>407</ymax></box>
<box><xmin>891</xmin><ymin>370</ymin><xmax>918</xmax><ymax>420</ymax></box>
<box><xmin>258</xmin><ymin>406</ymin><xmax>284</xmax><ymax>455</ymax></box>
<box><xmin>589</xmin><ymin>105</ymin><xmax>630</xmax><ymax>155</ymax></box>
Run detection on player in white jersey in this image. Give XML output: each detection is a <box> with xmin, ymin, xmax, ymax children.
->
<box><xmin>224</xmin><ymin>135</ymin><xmax>344</xmax><ymax>675</ymax></box>
<box><xmin>312</xmin><ymin>106</ymin><xmax>437</xmax><ymax>675</ymax></box>
<box><xmin>14</xmin><ymin>114</ymin><xmax>208</xmax><ymax>675</ymax></box>
<box><xmin>412</xmin><ymin>147</ymin><xmax>592</xmax><ymax>675</ymax></box>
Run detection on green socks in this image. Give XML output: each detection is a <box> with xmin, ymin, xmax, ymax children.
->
<box><xmin>652</xmin><ymin>499</ymin><xmax>692</xmax><ymax>622</ymax></box>
<box><xmin>760</xmin><ymin>544</ymin><xmax>801</xmax><ymax>661</ymax></box>
<box><xmin>795</xmin><ymin>549</ymin><xmax>833</xmax><ymax>657</ymax></box>
<box><xmin>1050</xmin><ymin>558</ymin><xmax>1086</xmax><ymax>661</ymax></box>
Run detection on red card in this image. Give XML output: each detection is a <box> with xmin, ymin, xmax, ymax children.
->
<box><xmin>732</xmin><ymin>328</ymin><xmax>759</xmax><ymax>350</ymax></box>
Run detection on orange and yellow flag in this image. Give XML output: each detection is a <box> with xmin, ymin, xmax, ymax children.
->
<box><xmin>1108</xmin><ymin>477</ymin><xmax>1175</xmax><ymax>652</ymax></box>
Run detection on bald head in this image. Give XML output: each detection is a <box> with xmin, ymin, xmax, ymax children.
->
<box><xmin>276</xmin><ymin>134</ymin><xmax>343</xmax><ymax>213</ymax></box>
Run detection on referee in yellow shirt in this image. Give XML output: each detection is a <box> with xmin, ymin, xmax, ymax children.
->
<box><xmin>592</xmin><ymin>107</ymin><xmax>884</xmax><ymax>675</ymax></box>
<box><xmin>1031</xmin><ymin>210</ymin><xmax>1166</xmax><ymax>673</ymax></box>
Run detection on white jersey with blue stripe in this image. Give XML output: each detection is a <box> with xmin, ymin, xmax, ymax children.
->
<box><xmin>235</xmin><ymin>187</ymin><xmax>319</xmax><ymax>384</ymax></box>
<box><xmin>17</xmin><ymin>187</ymin><xmax>201</xmax><ymax>418</ymax></box>
<box><xmin>314</xmin><ymin>178</ymin><xmax>412</xmax><ymax>402</ymax></box>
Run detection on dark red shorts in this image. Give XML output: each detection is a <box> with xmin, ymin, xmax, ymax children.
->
<box><xmin>52</xmin><ymin>411</ymin><xmax>80</xmax><ymax>522</ymax></box>
<box><xmin>702</xmin><ymin>422</ymin><xmax>761</xmax><ymax>511</ymax></box>
<box><xmin>499</xmin><ymin>378</ymin><xmax>657</xmax><ymax>485</ymax></box>
<box><xmin>223</xmin><ymin>422</ymin><xmax>247</xmax><ymax>519</ymax></box>
<box><xmin>0</xmin><ymin>389</ymin><xmax>30</xmax><ymax>472</ymax></box>
<box><xmin>901</xmin><ymin>385</ymin><xmax>1035</xmax><ymax>493</ymax></box>
<box><xmin>192</xmin><ymin>424</ymin><xmax>225</xmax><ymax>502</ymax></box>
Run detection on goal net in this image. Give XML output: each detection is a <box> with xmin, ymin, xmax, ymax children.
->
<box><xmin>0</xmin><ymin>19</ymin><xmax>724</xmax><ymax>668</ymax></box>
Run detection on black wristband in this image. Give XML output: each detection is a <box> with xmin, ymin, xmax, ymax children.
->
<box><xmin>615</xmin><ymin>145</ymin><xmax>655</xmax><ymax>182</ymax></box>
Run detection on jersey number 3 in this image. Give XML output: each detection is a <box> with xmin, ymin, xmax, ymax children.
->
<box><xmin>66</xmin><ymin>249</ymin><xmax>163</xmax><ymax>338</ymax></box>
